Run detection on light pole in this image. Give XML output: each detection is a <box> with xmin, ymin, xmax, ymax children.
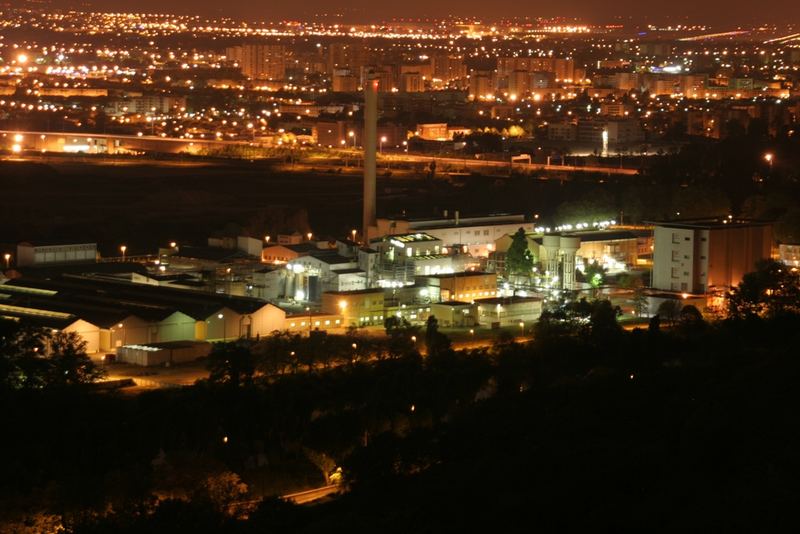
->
<box><xmin>306</xmin><ymin>307</ymin><xmax>312</xmax><ymax>335</ymax></box>
<box><xmin>348</xmin><ymin>130</ymin><xmax>355</xmax><ymax>148</ymax></box>
<box><xmin>120</xmin><ymin>245</ymin><xmax>127</xmax><ymax>261</ymax></box>
<box><xmin>351</xmin><ymin>229</ymin><xmax>357</xmax><ymax>243</ymax></box>
<box><xmin>380</xmin><ymin>135</ymin><xmax>387</xmax><ymax>155</ymax></box>
<box><xmin>764</xmin><ymin>152</ymin><xmax>774</xmax><ymax>172</ymax></box>
<box><xmin>519</xmin><ymin>321</ymin><xmax>524</xmax><ymax>336</ymax></box>
<box><xmin>3</xmin><ymin>253</ymin><xmax>10</xmax><ymax>269</ymax></box>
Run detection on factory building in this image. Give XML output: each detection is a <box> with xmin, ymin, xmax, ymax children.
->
<box><xmin>0</xmin><ymin>275</ymin><xmax>288</xmax><ymax>353</ymax></box>
<box><xmin>16</xmin><ymin>242</ymin><xmax>98</xmax><ymax>268</ymax></box>
<box><xmin>376</xmin><ymin>212</ymin><xmax>535</xmax><ymax>258</ymax></box>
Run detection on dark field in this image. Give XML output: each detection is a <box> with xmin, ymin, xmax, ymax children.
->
<box><xmin>0</xmin><ymin>155</ymin><xmax>619</xmax><ymax>255</ymax></box>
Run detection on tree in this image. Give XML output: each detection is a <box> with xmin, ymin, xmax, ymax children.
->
<box><xmin>424</xmin><ymin>316</ymin><xmax>451</xmax><ymax>357</ymax></box>
<box><xmin>657</xmin><ymin>299</ymin><xmax>683</xmax><ymax>325</ymax></box>
<box><xmin>253</xmin><ymin>331</ymin><xmax>301</xmax><ymax>375</ymax></box>
<box><xmin>303</xmin><ymin>447</ymin><xmax>338</xmax><ymax>485</ymax></box>
<box><xmin>195</xmin><ymin>471</ymin><xmax>249</xmax><ymax>516</ymax></box>
<box><xmin>588</xmin><ymin>299</ymin><xmax>623</xmax><ymax>342</ymax></box>
<box><xmin>207</xmin><ymin>341</ymin><xmax>254</xmax><ymax>387</ymax></box>
<box><xmin>728</xmin><ymin>259</ymin><xmax>800</xmax><ymax>319</ymax></box>
<box><xmin>677</xmin><ymin>304</ymin><xmax>706</xmax><ymax>336</ymax></box>
<box><xmin>506</xmin><ymin>228</ymin><xmax>534</xmax><ymax>278</ymax></box>
<box><xmin>620</xmin><ymin>274</ymin><xmax>648</xmax><ymax>317</ymax></box>
<box><xmin>47</xmin><ymin>331</ymin><xmax>105</xmax><ymax>387</ymax></box>
<box><xmin>579</xmin><ymin>260</ymin><xmax>606</xmax><ymax>290</ymax></box>
<box><xmin>0</xmin><ymin>320</ymin><xmax>48</xmax><ymax>390</ymax></box>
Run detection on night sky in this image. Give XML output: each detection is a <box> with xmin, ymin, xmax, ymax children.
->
<box><xmin>44</xmin><ymin>0</ymin><xmax>800</xmax><ymax>25</ymax></box>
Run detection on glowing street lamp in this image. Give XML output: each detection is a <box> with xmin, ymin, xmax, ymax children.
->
<box><xmin>307</xmin><ymin>232</ymin><xmax>313</xmax><ymax>241</ymax></box>
<box><xmin>264</xmin><ymin>235</ymin><xmax>271</xmax><ymax>244</ymax></box>
<box><xmin>3</xmin><ymin>253</ymin><xmax>10</xmax><ymax>269</ymax></box>
<box><xmin>764</xmin><ymin>152</ymin><xmax>774</xmax><ymax>171</ymax></box>
<box><xmin>348</xmin><ymin>130</ymin><xmax>355</xmax><ymax>148</ymax></box>
<box><xmin>16</xmin><ymin>53</ymin><xmax>28</xmax><ymax>65</ymax></box>
<box><xmin>351</xmin><ymin>229</ymin><xmax>357</xmax><ymax>242</ymax></box>
<box><xmin>380</xmin><ymin>135</ymin><xmax>387</xmax><ymax>154</ymax></box>
<box><xmin>119</xmin><ymin>245</ymin><xmax>127</xmax><ymax>261</ymax></box>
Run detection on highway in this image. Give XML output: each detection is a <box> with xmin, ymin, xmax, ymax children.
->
<box><xmin>2</xmin><ymin>129</ymin><xmax>641</xmax><ymax>176</ymax></box>
<box><xmin>378</xmin><ymin>152</ymin><xmax>640</xmax><ymax>176</ymax></box>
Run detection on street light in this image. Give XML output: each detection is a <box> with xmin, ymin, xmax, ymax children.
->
<box><xmin>380</xmin><ymin>135</ymin><xmax>387</xmax><ymax>155</ymax></box>
<box><xmin>764</xmin><ymin>152</ymin><xmax>774</xmax><ymax>171</ymax></box>
<box><xmin>519</xmin><ymin>321</ymin><xmax>525</xmax><ymax>335</ymax></box>
<box><xmin>120</xmin><ymin>245</ymin><xmax>127</xmax><ymax>261</ymax></box>
<box><xmin>348</xmin><ymin>130</ymin><xmax>355</xmax><ymax>148</ymax></box>
<box><xmin>3</xmin><ymin>253</ymin><xmax>10</xmax><ymax>269</ymax></box>
<box><xmin>351</xmin><ymin>229</ymin><xmax>357</xmax><ymax>243</ymax></box>
<box><xmin>264</xmin><ymin>235</ymin><xmax>271</xmax><ymax>244</ymax></box>
<box><xmin>307</xmin><ymin>232</ymin><xmax>313</xmax><ymax>241</ymax></box>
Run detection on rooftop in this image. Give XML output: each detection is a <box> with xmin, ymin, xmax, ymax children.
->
<box><xmin>476</xmin><ymin>296</ymin><xmax>543</xmax><ymax>305</ymax></box>
<box><xmin>423</xmin><ymin>271</ymin><xmax>494</xmax><ymax>279</ymax></box>
<box><xmin>2</xmin><ymin>274</ymin><xmax>279</xmax><ymax>324</ymax></box>
<box><xmin>646</xmin><ymin>218</ymin><xmax>773</xmax><ymax>230</ymax></box>
<box><xmin>386</xmin><ymin>232</ymin><xmax>440</xmax><ymax>243</ymax></box>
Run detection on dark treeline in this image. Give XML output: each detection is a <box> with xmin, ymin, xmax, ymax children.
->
<box><xmin>1</xmin><ymin>261</ymin><xmax>799</xmax><ymax>531</ymax></box>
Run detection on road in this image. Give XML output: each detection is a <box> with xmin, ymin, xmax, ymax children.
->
<box><xmin>282</xmin><ymin>485</ymin><xmax>341</xmax><ymax>504</ymax></box>
<box><xmin>3</xmin><ymin>129</ymin><xmax>640</xmax><ymax>176</ymax></box>
<box><xmin>377</xmin><ymin>152</ymin><xmax>640</xmax><ymax>176</ymax></box>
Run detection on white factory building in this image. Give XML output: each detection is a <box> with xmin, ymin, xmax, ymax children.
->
<box><xmin>376</xmin><ymin>212</ymin><xmax>535</xmax><ymax>258</ymax></box>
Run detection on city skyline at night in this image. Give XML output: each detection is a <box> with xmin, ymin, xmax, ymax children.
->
<box><xmin>1</xmin><ymin>2</ymin><xmax>799</xmax><ymax>532</ymax></box>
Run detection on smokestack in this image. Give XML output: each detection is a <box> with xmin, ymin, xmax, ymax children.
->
<box><xmin>363</xmin><ymin>73</ymin><xmax>378</xmax><ymax>244</ymax></box>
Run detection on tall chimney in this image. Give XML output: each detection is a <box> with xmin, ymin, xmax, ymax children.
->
<box><xmin>363</xmin><ymin>73</ymin><xmax>378</xmax><ymax>244</ymax></box>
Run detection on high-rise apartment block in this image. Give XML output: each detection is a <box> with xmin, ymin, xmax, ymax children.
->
<box><xmin>226</xmin><ymin>44</ymin><xmax>286</xmax><ymax>81</ymax></box>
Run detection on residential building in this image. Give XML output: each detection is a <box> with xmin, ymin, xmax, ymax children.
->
<box><xmin>650</xmin><ymin>219</ymin><xmax>773</xmax><ymax>294</ymax></box>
